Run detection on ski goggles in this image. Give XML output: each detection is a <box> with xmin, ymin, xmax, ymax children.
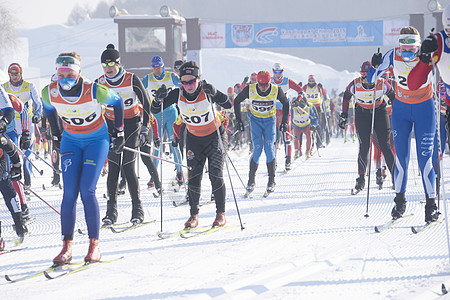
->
<box><xmin>273</xmin><ymin>69</ymin><xmax>283</xmax><ymax>74</ymax></box>
<box><xmin>101</xmin><ymin>61</ymin><xmax>117</xmax><ymax>67</ymax></box>
<box><xmin>360</xmin><ymin>71</ymin><xmax>367</xmax><ymax>77</ymax></box>
<box><xmin>399</xmin><ymin>34</ymin><xmax>420</xmax><ymax>46</ymax></box>
<box><xmin>181</xmin><ymin>78</ymin><xmax>197</xmax><ymax>86</ymax></box>
<box><xmin>55</xmin><ymin>56</ymin><xmax>81</xmax><ymax>73</ymax></box>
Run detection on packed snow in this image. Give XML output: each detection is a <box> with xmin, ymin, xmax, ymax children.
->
<box><xmin>1</xmin><ymin>135</ymin><xmax>450</xmax><ymax>299</ymax></box>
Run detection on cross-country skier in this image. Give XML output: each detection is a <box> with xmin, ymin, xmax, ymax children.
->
<box><xmin>151</xmin><ymin>61</ymin><xmax>232</xmax><ymax>228</ymax></box>
<box><xmin>2</xmin><ymin>63</ymin><xmax>42</xmax><ymax>193</ymax></box>
<box><xmin>340</xmin><ymin>61</ymin><xmax>396</xmax><ymax>194</ymax></box>
<box><xmin>271</xmin><ymin>63</ymin><xmax>304</xmax><ymax>171</ymax></box>
<box><xmin>143</xmin><ymin>56</ymin><xmax>183</xmax><ymax>188</ymax></box>
<box><xmin>368</xmin><ymin>26</ymin><xmax>438</xmax><ymax>222</ymax></box>
<box><xmin>291</xmin><ymin>95</ymin><xmax>318</xmax><ymax>159</ymax></box>
<box><xmin>303</xmin><ymin>75</ymin><xmax>328</xmax><ymax>147</ymax></box>
<box><xmin>0</xmin><ymin>86</ymin><xmax>27</xmax><ymax>241</ymax></box>
<box><xmin>96</xmin><ymin>44</ymin><xmax>154</xmax><ymax>225</ymax></box>
<box><xmin>42</xmin><ymin>52</ymin><xmax>124</xmax><ymax>265</ymax></box>
<box><xmin>234</xmin><ymin>70</ymin><xmax>290</xmax><ymax>196</ymax></box>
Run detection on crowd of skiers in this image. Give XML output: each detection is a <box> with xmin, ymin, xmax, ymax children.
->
<box><xmin>2</xmin><ymin>4</ymin><xmax>450</xmax><ymax>268</ymax></box>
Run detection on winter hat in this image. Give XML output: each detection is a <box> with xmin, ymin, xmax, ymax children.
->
<box><xmin>174</xmin><ymin>60</ymin><xmax>184</xmax><ymax>71</ymax></box>
<box><xmin>101</xmin><ymin>44</ymin><xmax>120</xmax><ymax>64</ymax></box>
<box><xmin>257</xmin><ymin>70</ymin><xmax>271</xmax><ymax>85</ymax></box>
<box><xmin>179</xmin><ymin>61</ymin><xmax>199</xmax><ymax>78</ymax></box>
<box><xmin>308</xmin><ymin>74</ymin><xmax>316</xmax><ymax>81</ymax></box>
<box><xmin>8</xmin><ymin>63</ymin><xmax>22</xmax><ymax>75</ymax></box>
<box><xmin>360</xmin><ymin>61</ymin><xmax>371</xmax><ymax>73</ymax></box>
<box><xmin>151</xmin><ymin>56</ymin><xmax>164</xmax><ymax>68</ymax></box>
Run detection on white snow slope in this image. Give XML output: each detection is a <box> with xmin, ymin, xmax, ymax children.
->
<box><xmin>1</xmin><ymin>136</ymin><xmax>450</xmax><ymax>300</ymax></box>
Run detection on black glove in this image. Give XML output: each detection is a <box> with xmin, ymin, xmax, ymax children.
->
<box><xmin>310</xmin><ymin>125</ymin><xmax>316</xmax><ymax>131</ymax></box>
<box><xmin>10</xmin><ymin>162</ymin><xmax>21</xmax><ymax>181</ymax></box>
<box><xmin>153</xmin><ymin>136</ymin><xmax>161</xmax><ymax>148</ymax></box>
<box><xmin>0</xmin><ymin>118</ymin><xmax>7</xmax><ymax>133</ymax></box>
<box><xmin>111</xmin><ymin>128</ymin><xmax>124</xmax><ymax>154</ymax></box>
<box><xmin>20</xmin><ymin>130</ymin><xmax>31</xmax><ymax>150</ymax></box>
<box><xmin>52</xmin><ymin>135</ymin><xmax>61</xmax><ymax>152</ymax></box>
<box><xmin>371</xmin><ymin>52</ymin><xmax>382</xmax><ymax>68</ymax></box>
<box><xmin>421</xmin><ymin>34</ymin><xmax>438</xmax><ymax>54</ymax></box>
<box><xmin>292</xmin><ymin>98</ymin><xmax>301</xmax><ymax>107</ymax></box>
<box><xmin>279</xmin><ymin>122</ymin><xmax>288</xmax><ymax>132</ymax></box>
<box><xmin>243</xmin><ymin>76</ymin><xmax>249</xmax><ymax>84</ymax></box>
<box><xmin>172</xmin><ymin>137</ymin><xmax>180</xmax><ymax>147</ymax></box>
<box><xmin>155</xmin><ymin>84</ymin><xmax>168</xmax><ymax>101</ymax></box>
<box><xmin>419</xmin><ymin>53</ymin><xmax>432</xmax><ymax>64</ymax></box>
<box><xmin>202</xmin><ymin>81</ymin><xmax>217</xmax><ymax>96</ymax></box>
<box><xmin>338</xmin><ymin>113</ymin><xmax>348</xmax><ymax>130</ymax></box>
<box><xmin>139</xmin><ymin>126</ymin><xmax>149</xmax><ymax>147</ymax></box>
<box><xmin>317</xmin><ymin>83</ymin><xmax>323</xmax><ymax>89</ymax></box>
<box><xmin>32</xmin><ymin>115</ymin><xmax>40</xmax><ymax>124</ymax></box>
<box><xmin>236</xmin><ymin>119</ymin><xmax>245</xmax><ymax>132</ymax></box>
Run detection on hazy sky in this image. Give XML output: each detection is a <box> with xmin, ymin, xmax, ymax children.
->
<box><xmin>3</xmin><ymin>0</ymin><xmax>109</xmax><ymax>29</ymax></box>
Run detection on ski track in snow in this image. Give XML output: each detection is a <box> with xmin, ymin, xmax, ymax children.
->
<box><xmin>1</xmin><ymin>137</ymin><xmax>450</xmax><ymax>299</ymax></box>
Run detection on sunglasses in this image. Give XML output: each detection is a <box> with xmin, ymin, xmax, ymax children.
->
<box><xmin>181</xmin><ymin>78</ymin><xmax>197</xmax><ymax>86</ymax></box>
<box><xmin>258</xmin><ymin>82</ymin><xmax>270</xmax><ymax>88</ymax></box>
<box><xmin>273</xmin><ymin>69</ymin><xmax>283</xmax><ymax>74</ymax></box>
<box><xmin>102</xmin><ymin>61</ymin><xmax>117</xmax><ymax>67</ymax></box>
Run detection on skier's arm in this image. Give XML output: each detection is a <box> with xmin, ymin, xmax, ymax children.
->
<box><xmin>408</xmin><ymin>33</ymin><xmax>442</xmax><ymax>91</ymax></box>
<box><xmin>150</xmin><ymin>88</ymin><xmax>179</xmax><ymax>114</ymax></box>
<box><xmin>233</xmin><ymin>86</ymin><xmax>250</xmax><ymax>122</ymax></box>
<box><xmin>41</xmin><ymin>85</ymin><xmax>63</xmax><ymax>138</ymax></box>
<box><xmin>288</xmin><ymin>79</ymin><xmax>303</xmax><ymax>94</ymax></box>
<box><xmin>29</xmin><ymin>83</ymin><xmax>42</xmax><ymax>118</ymax></box>
<box><xmin>367</xmin><ymin>49</ymin><xmax>394</xmax><ymax>83</ymax></box>
<box><xmin>210</xmin><ymin>90</ymin><xmax>232</xmax><ymax>109</ymax></box>
<box><xmin>132</xmin><ymin>74</ymin><xmax>151</xmax><ymax>126</ymax></box>
<box><xmin>310</xmin><ymin>106</ymin><xmax>318</xmax><ymax>127</ymax></box>
<box><xmin>149</xmin><ymin>114</ymin><xmax>159</xmax><ymax>138</ymax></box>
<box><xmin>277</xmin><ymin>88</ymin><xmax>290</xmax><ymax>124</ymax></box>
<box><xmin>95</xmin><ymin>83</ymin><xmax>124</xmax><ymax>130</ymax></box>
<box><xmin>341</xmin><ymin>81</ymin><xmax>355</xmax><ymax>115</ymax></box>
<box><xmin>171</xmin><ymin>73</ymin><xmax>182</xmax><ymax>88</ymax></box>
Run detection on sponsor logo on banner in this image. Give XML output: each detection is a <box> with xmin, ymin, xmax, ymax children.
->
<box><xmin>231</xmin><ymin>24</ymin><xmax>254</xmax><ymax>46</ymax></box>
<box><xmin>347</xmin><ymin>25</ymin><xmax>375</xmax><ymax>43</ymax></box>
<box><xmin>255</xmin><ymin>27</ymin><xmax>278</xmax><ymax>44</ymax></box>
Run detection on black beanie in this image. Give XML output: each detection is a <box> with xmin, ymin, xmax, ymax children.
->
<box><xmin>179</xmin><ymin>61</ymin><xmax>199</xmax><ymax>78</ymax></box>
<box><xmin>101</xmin><ymin>44</ymin><xmax>120</xmax><ymax>64</ymax></box>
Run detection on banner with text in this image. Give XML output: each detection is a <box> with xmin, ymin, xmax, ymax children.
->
<box><xmin>200</xmin><ymin>20</ymin><xmax>408</xmax><ymax>48</ymax></box>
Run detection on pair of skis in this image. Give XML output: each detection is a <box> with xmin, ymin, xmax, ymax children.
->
<box><xmin>158</xmin><ymin>225</ymin><xmax>236</xmax><ymax>239</ymax></box>
<box><xmin>5</xmin><ymin>256</ymin><xmax>123</xmax><ymax>282</ymax></box>
<box><xmin>77</xmin><ymin>220</ymin><xmax>155</xmax><ymax>235</ymax></box>
<box><xmin>374</xmin><ymin>214</ymin><xmax>445</xmax><ymax>234</ymax></box>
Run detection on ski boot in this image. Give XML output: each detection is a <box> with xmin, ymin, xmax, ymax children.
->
<box><xmin>352</xmin><ymin>134</ymin><xmax>356</xmax><ymax>142</ymax></box>
<box><xmin>285</xmin><ymin>156</ymin><xmax>292</xmax><ymax>172</ymax></box>
<box><xmin>131</xmin><ymin>202</ymin><xmax>144</xmax><ymax>225</ymax></box>
<box><xmin>212</xmin><ymin>212</ymin><xmax>226</xmax><ymax>227</ymax></box>
<box><xmin>53</xmin><ymin>238</ymin><xmax>73</xmax><ymax>266</ymax></box>
<box><xmin>264</xmin><ymin>160</ymin><xmax>276</xmax><ymax>197</ymax></box>
<box><xmin>376</xmin><ymin>168</ymin><xmax>384</xmax><ymax>189</ymax></box>
<box><xmin>424</xmin><ymin>196</ymin><xmax>439</xmax><ymax>223</ymax></box>
<box><xmin>344</xmin><ymin>136</ymin><xmax>348</xmax><ymax>143</ymax></box>
<box><xmin>24</xmin><ymin>184</ymin><xmax>31</xmax><ymax>196</ymax></box>
<box><xmin>245</xmin><ymin>160</ymin><xmax>258</xmax><ymax>198</ymax></box>
<box><xmin>184</xmin><ymin>214</ymin><xmax>199</xmax><ymax>228</ymax></box>
<box><xmin>391</xmin><ymin>193</ymin><xmax>406</xmax><ymax>220</ymax></box>
<box><xmin>176</xmin><ymin>171</ymin><xmax>184</xmax><ymax>186</ymax></box>
<box><xmin>21</xmin><ymin>203</ymin><xmax>31</xmax><ymax>222</ymax></box>
<box><xmin>51</xmin><ymin>173</ymin><xmax>60</xmax><ymax>187</ymax></box>
<box><xmin>85</xmin><ymin>238</ymin><xmax>101</xmax><ymax>263</ymax></box>
<box><xmin>102</xmin><ymin>201</ymin><xmax>118</xmax><ymax>226</ymax></box>
<box><xmin>352</xmin><ymin>175</ymin><xmax>365</xmax><ymax>195</ymax></box>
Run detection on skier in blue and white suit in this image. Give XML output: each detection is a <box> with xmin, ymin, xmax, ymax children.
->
<box><xmin>142</xmin><ymin>56</ymin><xmax>184</xmax><ymax>186</ymax></box>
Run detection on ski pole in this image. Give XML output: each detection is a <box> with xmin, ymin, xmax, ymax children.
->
<box><xmin>364</xmin><ymin>47</ymin><xmax>381</xmax><ymax>218</ymax></box>
<box><xmin>207</xmin><ymin>90</ymin><xmax>244</xmax><ymax>230</ymax></box>
<box><xmin>1</xmin><ymin>134</ymin><xmax>44</xmax><ymax>176</ymax></box>
<box><xmin>159</xmin><ymin>89</ymin><xmax>165</xmax><ymax>233</ymax></box>
<box><xmin>226</xmin><ymin>153</ymin><xmax>247</xmax><ymax>190</ymax></box>
<box><xmin>24</xmin><ymin>147</ymin><xmax>62</xmax><ymax>174</ymax></box>
<box><xmin>430</xmin><ymin>28</ymin><xmax>450</xmax><ymax>263</ymax></box>
<box><xmin>18</xmin><ymin>180</ymin><xmax>60</xmax><ymax>215</ymax></box>
<box><xmin>123</xmin><ymin>146</ymin><xmax>191</xmax><ymax>170</ymax></box>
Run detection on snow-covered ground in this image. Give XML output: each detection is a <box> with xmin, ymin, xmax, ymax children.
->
<box><xmin>1</xmin><ymin>135</ymin><xmax>450</xmax><ymax>300</ymax></box>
